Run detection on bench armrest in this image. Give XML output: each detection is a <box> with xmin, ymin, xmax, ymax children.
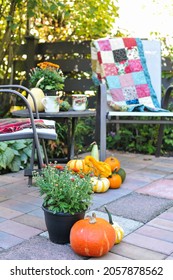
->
<box><xmin>162</xmin><ymin>85</ymin><xmax>173</xmax><ymax>109</ymax></box>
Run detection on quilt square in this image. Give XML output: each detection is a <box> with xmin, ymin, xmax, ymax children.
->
<box><xmin>136</xmin><ymin>84</ymin><xmax>151</xmax><ymax>98</ymax></box>
<box><xmin>113</xmin><ymin>49</ymin><xmax>127</xmax><ymax>62</ymax></box>
<box><xmin>132</xmin><ymin>71</ymin><xmax>147</xmax><ymax>85</ymax></box>
<box><xmin>110</xmin><ymin>38</ymin><xmax>125</xmax><ymax>50</ymax></box>
<box><xmin>123</xmin><ymin>38</ymin><xmax>137</xmax><ymax>48</ymax></box>
<box><xmin>110</xmin><ymin>89</ymin><xmax>125</xmax><ymax>102</ymax></box>
<box><xmin>119</xmin><ymin>73</ymin><xmax>134</xmax><ymax>87</ymax></box>
<box><xmin>122</xmin><ymin>86</ymin><xmax>138</xmax><ymax>101</ymax></box>
<box><xmin>116</xmin><ymin>60</ymin><xmax>129</xmax><ymax>75</ymax></box>
<box><xmin>103</xmin><ymin>63</ymin><xmax>118</xmax><ymax>76</ymax></box>
<box><xmin>139</xmin><ymin>96</ymin><xmax>154</xmax><ymax>108</ymax></box>
<box><xmin>100</xmin><ymin>51</ymin><xmax>114</xmax><ymax>63</ymax></box>
<box><xmin>129</xmin><ymin>59</ymin><xmax>143</xmax><ymax>72</ymax></box>
<box><xmin>126</xmin><ymin>98</ymin><xmax>139</xmax><ymax>105</ymax></box>
<box><xmin>106</xmin><ymin>76</ymin><xmax>121</xmax><ymax>89</ymax></box>
<box><xmin>126</xmin><ymin>47</ymin><xmax>140</xmax><ymax>60</ymax></box>
<box><xmin>97</xmin><ymin>39</ymin><xmax>112</xmax><ymax>51</ymax></box>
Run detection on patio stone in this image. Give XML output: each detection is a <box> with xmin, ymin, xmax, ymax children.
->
<box><xmin>13</xmin><ymin>214</ymin><xmax>46</xmax><ymax>231</ymax></box>
<box><xmin>110</xmin><ymin>241</ymin><xmax>167</xmax><ymax>260</ymax></box>
<box><xmin>147</xmin><ymin>217</ymin><xmax>173</xmax><ymax>232</ymax></box>
<box><xmin>0</xmin><ymin>199</ymin><xmax>39</xmax><ymax>213</ymax></box>
<box><xmin>0</xmin><ymin>236</ymin><xmax>85</xmax><ymax>260</ymax></box>
<box><xmin>0</xmin><ymin>231</ymin><xmax>24</xmax><ymax>249</ymax></box>
<box><xmin>123</xmin><ymin>232</ymin><xmax>173</xmax><ymax>255</ymax></box>
<box><xmin>0</xmin><ymin>206</ymin><xmax>23</xmax><ymax>219</ymax></box>
<box><xmin>100</xmin><ymin>192</ymin><xmax>173</xmax><ymax>223</ymax></box>
<box><xmin>136</xmin><ymin>179</ymin><xmax>173</xmax><ymax>199</ymax></box>
<box><xmin>0</xmin><ymin>220</ymin><xmax>42</xmax><ymax>239</ymax></box>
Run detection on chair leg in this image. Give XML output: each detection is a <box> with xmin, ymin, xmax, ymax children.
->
<box><xmin>41</xmin><ymin>139</ymin><xmax>49</xmax><ymax>165</ymax></box>
<box><xmin>155</xmin><ymin>124</ymin><xmax>164</xmax><ymax>157</ymax></box>
<box><xmin>24</xmin><ymin>140</ymin><xmax>37</xmax><ymax>186</ymax></box>
<box><xmin>25</xmin><ymin>139</ymin><xmax>44</xmax><ymax>186</ymax></box>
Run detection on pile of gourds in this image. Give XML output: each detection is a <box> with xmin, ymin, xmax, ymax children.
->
<box><xmin>67</xmin><ymin>142</ymin><xmax>126</xmax><ymax>193</ymax></box>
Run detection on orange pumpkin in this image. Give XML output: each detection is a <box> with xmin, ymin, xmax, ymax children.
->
<box><xmin>70</xmin><ymin>213</ymin><xmax>115</xmax><ymax>257</ymax></box>
<box><xmin>104</xmin><ymin>157</ymin><xmax>121</xmax><ymax>172</ymax></box>
<box><xmin>108</xmin><ymin>174</ymin><xmax>122</xmax><ymax>189</ymax></box>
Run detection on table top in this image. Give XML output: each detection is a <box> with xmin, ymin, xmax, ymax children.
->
<box><xmin>12</xmin><ymin>109</ymin><xmax>96</xmax><ymax>119</ymax></box>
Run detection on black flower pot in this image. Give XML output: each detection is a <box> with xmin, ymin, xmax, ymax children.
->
<box><xmin>42</xmin><ymin>205</ymin><xmax>85</xmax><ymax>244</ymax></box>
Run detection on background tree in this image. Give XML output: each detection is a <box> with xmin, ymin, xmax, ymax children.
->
<box><xmin>0</xmin><ymin>0</ymin><xmax>119</xmax><ymax>83</ymax></box>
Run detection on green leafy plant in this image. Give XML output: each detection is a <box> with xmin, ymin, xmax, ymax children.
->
<box><xmin>0</xmin><ymin>140</ymin><xmax>33</xmax><ymax>173</ymax></box>
<box><xmin>29</xmin><ymin>61</ymin><xmax>65</xmax><ymax>91</ymax></box>
<box><xmin>33</xmin><ymin>164</ymin><xmax>93</xmax><ymax>214</ymax></box>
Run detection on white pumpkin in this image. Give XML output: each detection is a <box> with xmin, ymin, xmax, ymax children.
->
<box><xmin>91</xmin><ymin>176</ymin><xmax>110</xmax><ymax>193</ymax></box>
<box><xmin>27</xmin><ymin>88</ymin><xmax>45</xmax><ymax>112</ymax></box>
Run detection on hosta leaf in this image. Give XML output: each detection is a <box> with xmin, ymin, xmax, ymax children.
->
<box><xmin>0</xmin><ymin>147</ymin><xmax>14</xmax><ymax>168</ymax></box>
<box><xmin>0</xmin><ymin>142</ymin><xmax>8</xmax><ymax>152</ymax></box>
<box><xmin>9</xmin><ymin>156</ymin><xmax>22</xmax><ymax>172</ymax></box>
<box><xmin>12</xmin><ymin>140</ymin><xmax>27</xmax><ymax>150</ymax></box>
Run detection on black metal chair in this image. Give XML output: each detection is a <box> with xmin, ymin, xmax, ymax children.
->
<box><xmin>0</xmin><ymin>85</ymin><xmax>57</xmax><ymax>186</ymax></box>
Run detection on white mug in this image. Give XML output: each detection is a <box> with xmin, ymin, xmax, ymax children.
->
<box><xmin>41</xmin><ymin>96</ymin><xmax>60</xmax><ymax>113</ymax></box>
<box><xmin>72</xmin><ymin>94</ymin><xmax>87</xmax><ymax>111</ymax></box>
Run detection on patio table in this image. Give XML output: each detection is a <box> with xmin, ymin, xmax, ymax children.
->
<box><xmin>12</xmin><ymin>109</ymin><xmax>96</xmax><ymax>161</ymax></box>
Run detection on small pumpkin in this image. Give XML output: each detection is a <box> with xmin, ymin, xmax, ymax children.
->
<box><xmin>105</xmin><ymin>206</ymin><xmax>124</xmax><ymax>244</ymax></box>
<box><xmin>108</xmin><ymin>173</ymin><xmax>122</xmax><ymax>189</ymax></box>
<box><xmin>27</xmin><ymin>87</ymin><xmax>45</xmax><ymax>112</ymax></box>
<box><xmin>67</xmin><ymin>159</ymin><xmax>93</xmax><ymax>174</ymax></box>
<box><xmin>70</xmin><ymin>212</ymin><xmax>115</xmax><ymax>257</ymax></box>
<box><xmin>117</xmin><ymin>168</ymin><xmax>126</xmax><ymax>183</ymax></box>
<box><xmin>91</xmin><ymin>176</ymin><xmax>110</xmax><ymax>193</ymax></box>
<box><xmin>104</xmin><ymin>156</ymin><xmax>121</xmax><ymax>172</ymax></box>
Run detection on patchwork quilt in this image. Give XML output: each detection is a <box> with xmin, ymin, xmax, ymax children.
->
<box><xmin>91</xmin><ymin>38</ymin><xmax>165</xmax><ymax>112</ymax></box>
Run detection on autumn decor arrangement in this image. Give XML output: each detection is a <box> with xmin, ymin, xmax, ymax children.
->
<box><xmin>33</xmin><ymin>164</ymin><xmax>93</xmax><ymax>244</ymax></box>
<box><xmin>34</xmin><ymin>141</ymin><xmax>126</xmax><ymax>254</ymax></box>
<box><xmin>67</xmin><ymin>143</ymin><xmax>126</xmax><ymax>192</ymax></box>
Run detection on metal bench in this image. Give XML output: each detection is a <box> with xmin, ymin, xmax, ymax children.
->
<box><xmin>92</xmin><ymin>39</ymin><xmax>173</xmax><ymax>160</ymax></box>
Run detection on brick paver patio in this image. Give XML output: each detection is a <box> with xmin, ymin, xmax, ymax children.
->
<box><xmin>0</xmin><ymin>151</ymin><xmax>173</xmax><ymax>260</ymax></box>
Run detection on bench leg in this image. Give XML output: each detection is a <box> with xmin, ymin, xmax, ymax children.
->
<box><xmin>98</xmin><ymin>84</ymin><xmax>107</xmax><ymax>161</ymax></box>
<box><xmin>155</xmin><ymin>124</ymin><xmax>164</xmax><ymax>157</ymax></box>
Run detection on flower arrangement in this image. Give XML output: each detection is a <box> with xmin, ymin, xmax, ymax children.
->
<box><xmin>29</xmin><ymin>61</ymin><xmax>65</xmax><ymax>91</ymax></box>
<box><xmin>33</xmin><ymin>164</ymin><xmax>93</xmax><ymax>215</ymax></box>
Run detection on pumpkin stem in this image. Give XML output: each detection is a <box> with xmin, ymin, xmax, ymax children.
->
<box><xmin>36</xmin><ymin>77</ymin><xmax>44</xmax><ymax>87</ymax></box>
<box><xmin>87</xmin><ymin>212</ymin><xmax>97</xmax><ymax>224</ymax></box>
<box><xmin>104</xmin><ymin>206</ymin><xmax>113</xmax><ymax>225</ymax></box>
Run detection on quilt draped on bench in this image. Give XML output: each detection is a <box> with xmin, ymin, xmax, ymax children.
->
<box><xmin>91</xmin><ymin>38</ymin><xmax>166</xmax><ymax>112</ymax></box>
<box><xmin>0</xmin><ymin>119</ymin><xmax>53</xmax><ymax>134</ymax></box>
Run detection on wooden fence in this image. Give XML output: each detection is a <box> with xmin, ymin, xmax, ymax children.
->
<box><xmin>2</xmin><ymin>35</ymin><xmax>173</xmax><ymax>99</ymax></box>
<box><xmin>13</xmin><ymin>36</ymin><xmax>94</xmax><ymax>93</ymax></box>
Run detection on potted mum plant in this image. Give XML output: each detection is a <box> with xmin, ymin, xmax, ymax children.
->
<box><xmin>33</xmin><ymin>164</ymin><xmax>93</xmax><ymax>244</ymax></box>
<box><xmin>29</xmin><ymin>61</ymin><xmax>65</xmax><ymax>92</ymax></box>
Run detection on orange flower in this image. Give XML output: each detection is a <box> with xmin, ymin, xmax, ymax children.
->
<box><xmin>37</xmin><ymin>61</ymin><xmax>60</xmax><ymax>70</ymax></box>
<box><xmin>72</xmin><ymin>167</ymin><xmax>80</xmax><ymax>173</ymax></box>
<box><xmin>55</xmin><ymin>165</ymin><xmax>64</xmax><ymax>171</ymax></box>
